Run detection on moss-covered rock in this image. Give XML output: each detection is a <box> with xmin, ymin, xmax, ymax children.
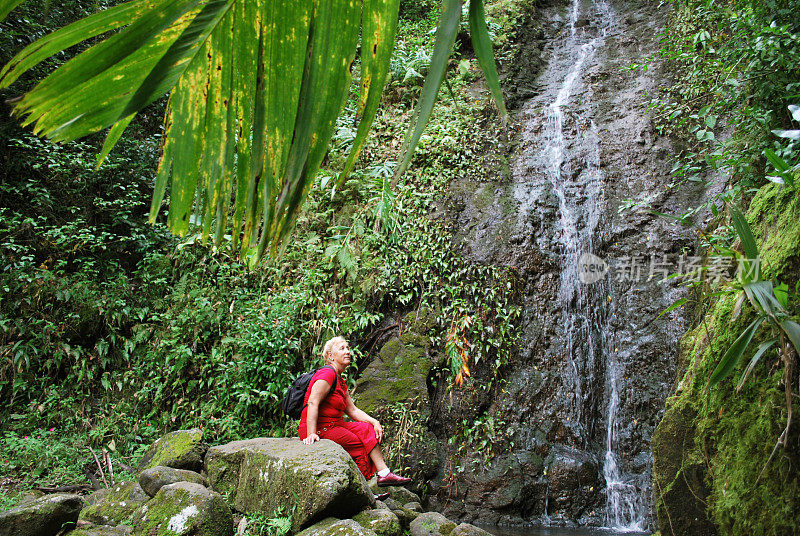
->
<box><xmin>408</xmin><ymin>512</ymin><xmax>456</xmax><ymax>536</ymax></box>
<box><xmin>79</xmin><ymin>481</ymin><xmax>149</xmax><ymax>526</ymax></box>
<box><xmin>367</xmin><ymin>484</ymin><xmax>420</xmax><ymax>506</ymax></box>
<box><xmin>651</xmin><ymin>397</ymin><xmax>715</xmax><ymax>536</ymax></box>
<box><xmin>295</xmin><ymin>517</ymin><xmax>378</xmax><ymax>536</ymax></box>
<box><xmin>138</xmin><ymin>466</ymin><xmax>209</xmax><ymax>497</ymax></box>
<box><xmin>130</xmin><ymin>482</ymin><xmax>232</xmax><ymax>536</ymax></box>
<box><xmin>136</xmin><ymin>429</ymin><xmax>207</xmax><ymax>473</ymax></box>
<box><xmin>380</xmin><ymin>498</ymin><xmax>420</xmax><ymax>527</ymax></box>
<box><xmin>354</xmin><ymin>309</ymin><xmax>436</xmax><ymax>414</ymax></box>
<box><xmin>69</xmin><ymin>524</ymin><xmax>133</xmax><ymax>536</ymax></box>
<box><xmin>450</xmin><ymin>523</ymin><xmax>492</xmax><ymax>536</ymax></box>
<box><xmin>353</xmin><ymin>508</ymin><xmax>401</xmax><ymax>536</ymax></box>
<box><xmin>652</xmin><ymin>185</ymin><xmax>800</xmax><ymax>536</ymax></box>
<box><xmin>205</xmin><ymin>438</ymin><xmax>373</xmax><ymax>532</ymax></box>
<box><xmin>0</xmin><ymin>493</ymin><xmax>85</xmax><ymax>536</ymax></box>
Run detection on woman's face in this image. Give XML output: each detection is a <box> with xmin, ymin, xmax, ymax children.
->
<box><xmin>329</xmin><ymin>339</ymin><xmax>351</xmax><ymax>371</ymax></box>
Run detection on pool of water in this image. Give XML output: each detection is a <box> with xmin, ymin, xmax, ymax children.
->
<box><xmin>480</xmin><ymin>525</ymin><xmax>651</xmax><ymax>536</ymax></box>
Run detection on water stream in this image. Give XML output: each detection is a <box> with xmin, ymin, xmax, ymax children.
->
<box><xmin>515</xmin><ymin>0</ymin><xmax>647</xmax><ymax>530</ymax></box>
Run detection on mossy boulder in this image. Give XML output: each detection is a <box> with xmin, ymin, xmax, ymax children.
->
<box><xmin>0</xmin><ymin>493</ymin><xmax>85</xmax><ymax>536</ymax></box>
<box><xmin>651</xmin><ymin>397</ymin><xmax>715</xmax><ymax>536</ymax></box>
<box><xmin>353</xmin><ymin>509</ymin><xmax>401</xmax><ymax>536</ymax></box>
<box><xmin>136</xmin><ymin>429</ymin><xmax>207</xmax><ymax>473</ymax></box>
<box><xmin>368</xmin><ymin>484</ymin><xmax>420</xmax><ymax>506</ymax></box>
<box><xmin>450</xmin><ymin>524</ymin><xmax>492</xmax><ymax>536</ymax></box>
<box><xmin>130</xmin><ymin>482</ymin><xmax>232</xmax><ymax>536</ymax></box>
<box><xmin>354</xmin><ymin>309</ymin><xmax>437</xmax><ymax>414</ymax></box>
<box><xmin>79</xmin><ymin>481</ymin><xmax>149</xmax><ymax>526</ymax></box>
<box><xmin>205</xmin><ymin>438</ymin><xmax>373</xmax><ymax>532</ymax></box>
<box><xmin>408</xmin><ymin>512</ymin><xmax>456</xmax><ymax>536</ymax></box>
<box><xmin>138</xmin><ymin>466</ymin><xmax>209</xmax><ymax>497</ymax></box>
<box><xmin>295</xmin><ymin>517</ymin><xmax>378</xmax><ymax>536</ymax></box>
<box><xmin>69</xmin><ymin>524</ymin><xmax>133</xmax><ymax>536</ymax></box>
<box><xmin>380</xmin><ymin>499</ymin><xmax>420</xmax><ymax>528</ymax></box>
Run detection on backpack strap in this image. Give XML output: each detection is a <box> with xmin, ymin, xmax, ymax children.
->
<box><xmin>302</xmin><ymin>365</ymin><xmax>338</xmax><ymax>415</ymax></box>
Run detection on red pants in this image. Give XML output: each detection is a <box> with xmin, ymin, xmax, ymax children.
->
<box><xmin>305</xmin><ymin>420</ymin><xmax>379</xmax><ymax>478</ymax></box>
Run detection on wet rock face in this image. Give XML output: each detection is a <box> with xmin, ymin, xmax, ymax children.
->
<box><xmin>438</xmin><ymin>0</ymin><xmax>703</xmax><ymax>529</ymax></box>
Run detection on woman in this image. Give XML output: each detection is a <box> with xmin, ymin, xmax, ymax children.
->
<box><xmin>300</xmin><ymin>336</ymin><xmax>411</xmax><ymax>487</ymax></box>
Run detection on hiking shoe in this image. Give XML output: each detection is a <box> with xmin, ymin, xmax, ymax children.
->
<box><xmin>377</xmin><ymin>472</ymin><xmax>412</xmax><ymax>487</ymax></box>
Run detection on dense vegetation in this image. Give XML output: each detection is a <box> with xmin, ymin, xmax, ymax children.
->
<box><xmin>651</xmin><ymin>0</ymin><xmax>800</xmax><ymax>534</ymax></box>
<box><xmin>0</xmin><ymin>0</ymin><xmax>526</xmax><ymax>509</ymax></box>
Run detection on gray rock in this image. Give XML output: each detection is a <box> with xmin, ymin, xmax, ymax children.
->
<box><xmin>383</xmin><ymin>499</ymin><xmax>420</xmax><ymax>529</ymax></box>
<box><xmin>69</xmin><ymin>523</ymin><xmax>134</xmax><ymax>536</ymax></box>
<box><xmin>205</xmin><ymin>438</ymin><xmax>373</xmax><ymax>532</ymax></box>
<box><xmin>136</xmin><ymin>428</ymin><xmax>207</xmax><ymax>473</ymax></box>
<box><xmin>451</xmin><ymin>523</ymin><xmax>492</xmax><ymax>536</ymax></box>
<box><xmin>79</xmin><ymin>481</ymin><xmax>149</xmax><ymax>526</ymax></box>
<box><xmin>368</xmin><ymin>483</ymin><xmax>420</xmax><ymax>506</ymax></box>
<box><xmin>409</xmin><ymin>512</ymin><xmax>456</xmax><ymax>536</ymax></box>
<box><xmin>0</xmin><ymin>493</ymin><xmax>85</xmax><ymax>536</ymax></box>
<box><xmin>130</xmin><ymin>482</ymin><xmax>232</xmax><ymax>536</ymax></box>
<box><xmin>138</xmin><ymin>465</ymin><xmax>209</xmax><ymax>497</ymax></box>
<box><xmin>296</xmin><ymin>518</ymin><xmax>378</xmax><ymax>536</ymax></box>
<box><xmin>403</xmin><ymin>502</ymin><xmax>423</xmax><ymax>513</ymax></box>
<box><xmin>353</xmin><ymin>508</ymin><xmax>401</xmax><ymax>536</ymax></box>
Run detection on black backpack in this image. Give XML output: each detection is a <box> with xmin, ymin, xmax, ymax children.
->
<box><xmin>280</xmin><ymin>365</ymin><xmax>338</xmax><ymax>419</ymax></box>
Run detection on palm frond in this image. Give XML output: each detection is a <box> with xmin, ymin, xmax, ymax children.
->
<box><xmin>1</xmin><ymin>0</ymin><xmax>507</xmax><ymax>263</ymax></box>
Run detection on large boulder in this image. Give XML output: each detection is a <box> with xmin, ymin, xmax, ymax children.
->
<box><xmin>408</xmin><ymin>512</ymin><xmax>456</xmax><ymax>536</ymax></box>
<box><xmin>353</xmin><ymin>509</ymin><xmax>401</xmax><ymax>536</ymax></box>
<box><xmin>79</xmin><ymin>481</ymin><xmax>149</xmax><ymax>526</ymax></box>
<box><xmin>450</xmin><ymin>524</ymin><xmax>492</xmax><ymax>536</ymax></box>
<box><xmin>136</xmin><ymin>429</ymin><xmax>207</xmax><ymax>473</ymax></box>
<box><xmin>131</xmin><ymin>482</ymin><xmax>232</xmax><ymax>536</ymax></box>
<box><xmin>354</xmin><ymin>310</ymin><xmax>436</xmax><ymax>414</ymax></box>
<box><xmin>296</xmin><ymin>518</ymin><xmax>378</xmax><ymax>536</ymax></box>
<box><xmin>0</xmin><ymin>493</ymin><xmax>85</xmax><ymax>536</ymax></box>
<box><xmin>205</xmin><ymin>438</ymin><xmax>373</xmax><ymax>532</ymax></box>
<box><xmin>138</xmin><ymin>466</ymin><xmax>209</xmax><ymax>497</ymax></box>
<box><xmin>69</xmin><ymin>524</ymin><xmax>133</xmax><ymax>536</ymax></box>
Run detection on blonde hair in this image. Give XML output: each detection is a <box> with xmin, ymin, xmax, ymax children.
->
<box><xmin>322</xmin><ymin>336</ymin><xmax>347</xmax><ymax>364</ymax></box>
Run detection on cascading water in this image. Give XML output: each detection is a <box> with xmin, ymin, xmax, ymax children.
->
<box><xmin>515</xmin><ymin>0</ymin><xmax>648</xmax><ymax>530</ymax></box>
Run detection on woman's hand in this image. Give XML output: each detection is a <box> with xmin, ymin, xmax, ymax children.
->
<box><xmin>303</xmin><ymin>433</ymin><xmax>320</xmax><ymax>445</ymax></box>
<box><xmin>372</xmin><ymin>421</ymin><xmax>383</xmax><ymax>443</ymax></box>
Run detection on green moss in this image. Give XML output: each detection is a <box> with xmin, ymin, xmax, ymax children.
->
<box><xmin>653</xmin><ymin>185</ymin><xmax>800</xmax><ymax>536</ymax></box>
<box><xmin>137</xmin><ymin>429</ymin><xmax>206</xmax><ymax>473</ymax></box>
<box><xmin>747</xmin><ymin>184</ymin><xmax>800</xmax><ymax>282</ymax></box>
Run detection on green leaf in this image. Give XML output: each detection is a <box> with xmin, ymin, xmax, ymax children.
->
<box><xmin>789</xmin><ymin>104</ymin><xmax>800</xmax><ymax>123</ymax></box>
<box><xmin>468</xmin><ymin>0</ymin><xmax>507</xmax><ymax>122</ymax></box>
<box><xmin>710</xmin><ymin>317</ymin><xmax>764</xmax><ymax>386</ymax></box>
<box><xmin>337</xmin><ymin>0</ymin><xmax>401</xmax><ymax>187</ymax></box>
<box><xmin>779</xmin><ymin>319</ymin><xmax>800</xmax><ymax>359</ymax></box>
<box><xmin>0</xmin><ymin>0</ymin><xmax>24</xmax><ymax>22</ymax></box>
<box><xmin>0</xmin><ymin>0</ymin><xmax>152</xmax><ymax>89</ymax></box>
<box><xmin>657</xmin><ymin>297</ymin><xmax>688</xmax><ymax>319</ymax></box>
<box><xmin>765</xmin><ymin>148</ymin><xmax>790</xmax><ymax>172</ymax></box>
<box><xmin>96</xmin><ymin>113</ymin><xmax>135</xmax><ymax>169</ymax></box>
<box><xmin>735</xmin><ymin>338</ymin><xmax>777</xmax><ymax>392</ymax></box>
<box><xmin>729</xmin><ymin>205</ymin><xmax>759</xmax><ymax>282</ymax></box>
<box><xmin>744</xmin><ymin>280</ymin><xmax>784</xmax><ymax>320</ymax></box>
<box><xmin>395</xmin><ymin>0</ymin><xmax>461</xmax><ymax>179</ymax></box>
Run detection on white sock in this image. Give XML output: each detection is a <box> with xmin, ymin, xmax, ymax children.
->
<box><xmin>377</xmin><ymin>468</ymin><xmax>391</xmax><ymax>477</ymax></box>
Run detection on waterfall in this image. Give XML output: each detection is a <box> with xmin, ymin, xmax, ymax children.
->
<box><xmin>516</xmin><ymin>0</ymin><xmax>649</xmax><ymax>529</ymax></box>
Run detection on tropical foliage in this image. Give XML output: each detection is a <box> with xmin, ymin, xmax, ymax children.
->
<box><xmin>0</xmin><ymin>0</ymin><xmax>507</xmax><ymax>262</ymax></box>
